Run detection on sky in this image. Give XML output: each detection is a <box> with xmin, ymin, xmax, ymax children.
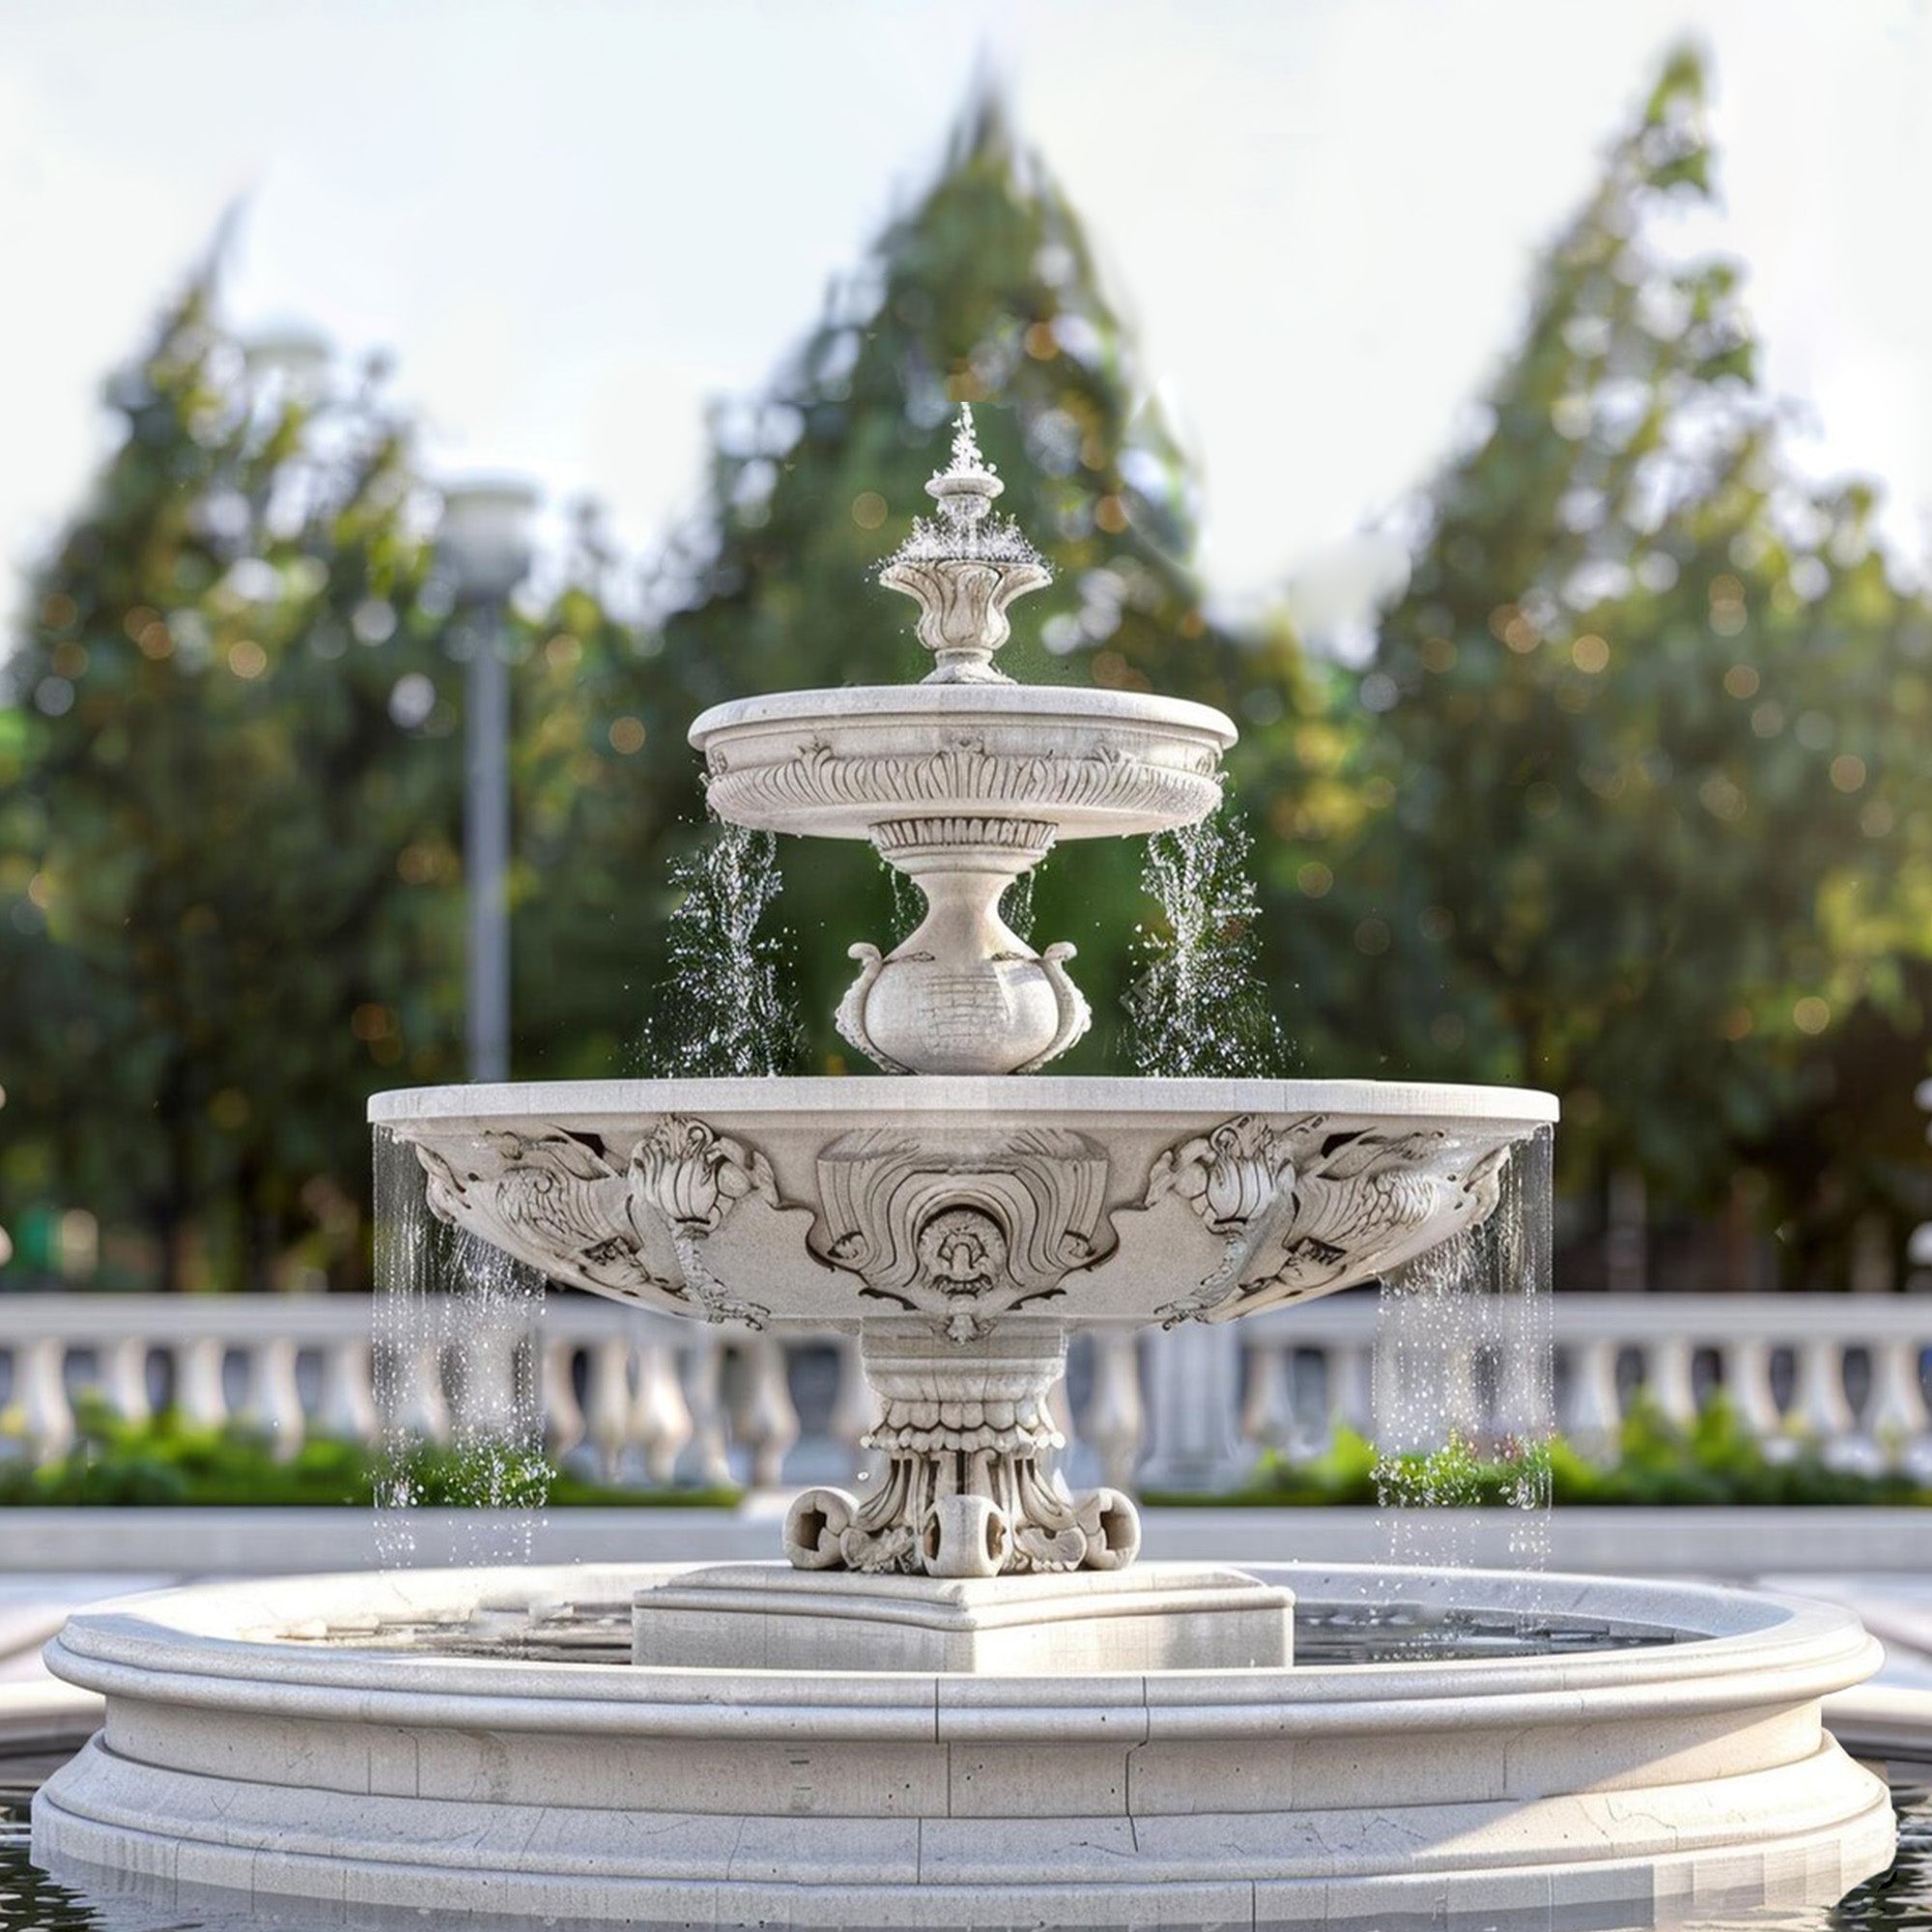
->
<box><xmin>2</xmin><ymin>0</ymin><xmax>1928</xmax><ymax>630</ymax></box>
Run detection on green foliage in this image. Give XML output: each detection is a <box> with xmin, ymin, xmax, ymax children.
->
<box><xmin>0</xmin><ymin>1401</ymin><xmax>738</xmax><ymax>1508</ymax></box>
<box><xmin>1159</xmin><ymin>1398</ymin><xmax>1932</xmax><ymax>1509</ymax></box>
<box><xmin>507</xmin><ymin>511</ymin><xmax>701</xmax><ymax>1082</ymax></box>
<box><xmin>5</xmin><ymin>53</ymin><xmax>1930</xmax><ymax>1301</ymax></box>
<box><xmin>1330</xmin><ymin>44</ymin><xmax>1932</xmax><ymax>1274</ymax></box>
<box><xmin>1</xmin><ymin>283</ymin><xmax>467</xmax><ymax>1292</ymax></box>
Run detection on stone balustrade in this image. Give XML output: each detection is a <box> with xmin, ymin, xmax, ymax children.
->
<box><xmin>1</xmin><ymin>1291</ymin><xmax>1927</xmax><ymax>1492</ymax></box>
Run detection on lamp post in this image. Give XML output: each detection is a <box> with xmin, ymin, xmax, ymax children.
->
<box><xmin>437</xmin><ymin>478</ymin><xmax>538</xmax><ymax>1084</ymax></box>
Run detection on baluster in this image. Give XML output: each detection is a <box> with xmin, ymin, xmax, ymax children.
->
<box><xmin>176</xmin><ymin>1338</ymin><xmax>230</xmax><ymax>1431</ymax></box>
<box><xmin>399</xmin><ymin>1341</ymin><xmax>452</xmax><ymax>1445</ymax></box>
<box><xmin>1560</xmin><ymin>1339</ymin><xmax>1623</xmax><ymax>1463</ymax></box>
<box><xmin>1239</xmin><ymin>1337</ymin><xmax>1295</xmax><ymax>1459</ymax></box>
<box><xmin>1044</xmin><ymin>1364</ymin><xmax>1078</xmax><ymax>1485</ymax></box>
<box><xmin>102</xmin><ymin>1335</ymin><xmax>153</xmax><ymax>1426</ymax></box>
<box><xmin>540</xmin><ymin>1338</ymin><xmax>586</xmax><ymax>1461</ymax></box>
<box><xmin>1326</xmin><ymin>1343</ymin><xmax>1375</xmax><ymax>1439</ymax></box>
<box><xmin>1139</xmin><ymin>1321</ymin><xmax>1252</xmax><ymax>1491</ymax></box>
<box><xmin>1441</xmin><ymin>1339</ymin><xmax>1482</xmax><ymax>1439</ymax></box>
<box><xmin>1863</xmin><ymin>1340</ymin><xmax>1930</xmax><ymax>1474</ymax></box>
<box><xmin>1082</xmin><ymin>1326</ymin><xmax>1146</xmax><ymax>1492</ymax></box>
<box><xmin>631</xmin><ymin>1340</ymin><xmax>695</xmax><ymax>1487</ymax></box>
<box><xmin>317</xmin><ymin>1338</ymin><xmax>379</xmax><ymax>1443</ymax></box>
<box><xmin>242</xmin><ymin>1337</ymin><xmax>305</xmax><ymax>1462</ymax></box>
<box><xmin>1791</xmin><ymin>1337</ymin><xmax>1862</xmax><ymax>1467</ymax></box>
<box><xmin>682</xmin><ymin>1340</ymin><xmax>735</xmax><ymax>1488</ymax></box>
<box><xmin>1719</xmin><ymin>1337</ymin><xmax>1782</xmax><ymax>1443</ymax></box>
<box><xmin>731</xmin><ymin>1338</ymin><xmax>799</xmax><ymax>1489</ymax></box>
<box><xmin>828</xmin><ymin>1334</ymin><xmax>875</xmax><ymax>1472</ymax></box>
<box><xmin>584</xmin><ymin>1337</ymin><xmax>633</xmax><ymax>1484</ymax></box>
<box><xmin>1644</xmin><ymin>1336</ymin><xmax>1698</xmax><ymax>1430</ymax></box>
<box><xmin>18</xmin><ymin>1338</ymin><xmax>75</xmax><ymax>1464</ymax></box>
<box><xmin>451</xmin><ymin>1327</ymin><xmax>522</xmax><ymax>1442</ymax></box>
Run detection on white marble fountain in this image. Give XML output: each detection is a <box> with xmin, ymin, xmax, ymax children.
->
<box><xmin>33</xmin><ymin>412</ymin><xmax>1894</xmax><ymax>1926</ymax></box>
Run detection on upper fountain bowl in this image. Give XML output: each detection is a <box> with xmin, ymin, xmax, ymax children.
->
<box><xmin>689</xmin><ymin>683</ymin><xmax>1236</xmax><ymax>846</ymax></box>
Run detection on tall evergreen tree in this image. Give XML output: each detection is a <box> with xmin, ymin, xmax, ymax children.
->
<box><xmin>2</xmin><ymin>280</ymin><xmax>466</xmax><ymax>1290</ymax></box>
<box><xmin>650</xmin><ymin>86</ymin><xmax>1321</xmax><ymax>1067</ymax></box>
<box><xmin>1350</xmin><ymin>47</ymin><xmax>1932</xmax><ymax>1280</ymax></box>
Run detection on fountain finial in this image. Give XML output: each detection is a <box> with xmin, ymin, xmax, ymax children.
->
<box><xmin>880</xmin><ymin>405</ymin><xmax>1051</xmax><ymax>683</ymax></box>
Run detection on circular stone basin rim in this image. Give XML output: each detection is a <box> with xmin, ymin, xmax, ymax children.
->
<box><xmin>43</xmin><ymin>1563</ymin><xmax>1879</xmax><ymax>1744</ymax></box>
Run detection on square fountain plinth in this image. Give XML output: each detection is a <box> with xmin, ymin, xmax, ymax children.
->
<box><xmin>631</xmin><ymin>1562</ymin><xmax>1294</xmax><ymax>1673</ymax></box>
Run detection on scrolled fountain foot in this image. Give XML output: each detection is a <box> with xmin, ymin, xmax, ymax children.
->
<box><xmin>781</xmin><ymin>1324</ymin><xmax>1140</xmax><ymax>1577</ymax></box>
<box><xmin>781</xmin><ymin>1473</ymin><xmax>1139</xmax><ymax>1578</ymax></box>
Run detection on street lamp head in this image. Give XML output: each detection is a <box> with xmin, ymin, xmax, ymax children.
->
<box><xmin>242</xmin><ymin>327</ymin><xmax>333</xmax><ymax>400</ymax></box>
<box><xmin>437</xmin><ymin>476</ymin><xmax>540</xmax><ymax>604</ymax></box>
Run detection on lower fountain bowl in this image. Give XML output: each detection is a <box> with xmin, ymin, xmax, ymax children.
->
<box><xmin>33</xmin><ymin>1562</ymin><xmax>1893</xmax><ymax>1929</ymax></box>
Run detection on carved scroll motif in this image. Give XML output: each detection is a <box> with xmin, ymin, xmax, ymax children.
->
<box><xmin>409</xmin><ymin>1116</ymin><xmax>784</xmax><ymax>1328</ymax></box>
<box><xmin>704</xmin><ymin>734</ymin><xmax>1223</xmax><ymax>833</ymax></box>
<box><xmin>1149</xmin><ymin>1114</ymin><xmax>1520</xmax><ymax>1326</ymax></box>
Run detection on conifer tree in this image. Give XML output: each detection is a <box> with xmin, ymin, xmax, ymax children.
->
<box><xmin>1352</xmin><ymin>48</ymin><xmax>1932</xmax><ymax>1277</ymax></box>
<box><xmin>2</xmin><ymin>280</ymin><xmax>465</xmax><ymax>1290</ymax></box>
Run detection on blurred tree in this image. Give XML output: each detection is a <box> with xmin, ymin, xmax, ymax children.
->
<box><xmin>1349</xmin><ymin>46</ymin><xmax>1932</xmax><ymax>1283</ymax></box>
<box><xmin>649</xmin><ymin>83</ymin><xmax>1328</xmax><ymax>1067</ymax></box>
<box><xmin>1</xmin><ymin>279</ymin><xmax>467</xmax><ymax>1291</ymax></box>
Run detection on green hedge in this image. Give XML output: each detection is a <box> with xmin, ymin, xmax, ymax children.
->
<box><xmin>0</xmin><ymin>1400</ymin><xmax>737</xmax><ymax>1508</ymax></box>
<box><xmin>5</xmin><ymin>1393</ymin><xmax>1926</xmax><ymax>1510</ymax></box>
<box><xmin>1146</xmin><ymin>1395</ymin><xmax>1932</xmax><ymax>1508</ymax></box>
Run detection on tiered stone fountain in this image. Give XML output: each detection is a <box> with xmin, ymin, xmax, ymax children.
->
<box><xmin>34</xmin><ymin>412</ymin><xmax>1893</xmax><ymax>1927</ymax></box>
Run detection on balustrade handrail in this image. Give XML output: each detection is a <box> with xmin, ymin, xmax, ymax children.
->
<box><xmin>1240</xmin><ymin>1291</ymin><xmax>1932</xmax><ymax>1346</ymax></box>
<box><xmin>0</xmin><ymin>1293</ymin><xmax>691</xmax><ymax>1344</ymax></box>
<box><xmin>4</xmin><ymin>1288</ymin><xmax>1926</xmax><ymax>1343</ymax></box>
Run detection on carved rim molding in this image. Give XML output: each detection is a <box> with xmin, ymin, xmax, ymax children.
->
<box><xmin>701</xmin><ymin>733</ymin><xmax>1225</xmax><ymax>842</ymax></box>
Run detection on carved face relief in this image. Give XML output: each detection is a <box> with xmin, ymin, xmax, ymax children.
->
<box><xmin>814</xmin><ymin>1128</ymin><xmax>1113</xmax><ymax>1340</ymax></box>
<box><xmin>917</xmin><ymin>1208</ymin><xmax>1007</xmax><ymax>1293</ymax></box>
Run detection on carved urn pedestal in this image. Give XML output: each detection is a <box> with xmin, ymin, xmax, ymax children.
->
<box><xmin>838</xmin><ymin>817</ymin><xmax>1089</xmax><ymax>1077</ymax></box>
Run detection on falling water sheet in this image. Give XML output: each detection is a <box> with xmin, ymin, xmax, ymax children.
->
<box><xmin>1372</xmin><ymin>1125</ymin><xmax>1556</xmax><ymax>1579</ymax></box>
<box><xmin>372</xmin><ymin>1126</ymin><xmax>551</xmax><ymax>1569</ymax></box>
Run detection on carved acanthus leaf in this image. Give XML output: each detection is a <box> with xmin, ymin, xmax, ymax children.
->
<box><xmin>628</xmin><ymin>1116</ymin><xmax>779</xmax><ymax>1233</ymax></box>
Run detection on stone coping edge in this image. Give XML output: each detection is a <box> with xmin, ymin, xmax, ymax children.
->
<box><xmin>367</xmin><ymin>1074</ymin><xmax>1561</xmax><ymax>1125</ymax></box>
<box><xmin>8</xmin><ymin>1506</ymin><xmax>1928</xmax><ymax>1575</ymax></box>
<box><xmin>41</xmin><ymin>1562</ymin><xmax>1882</xmax><ymax>1744</ymax></box>
<box><xmin>686</xmin><ymin>683</ymin><xmax>1239</xmax><ymax>748</ymax></box>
